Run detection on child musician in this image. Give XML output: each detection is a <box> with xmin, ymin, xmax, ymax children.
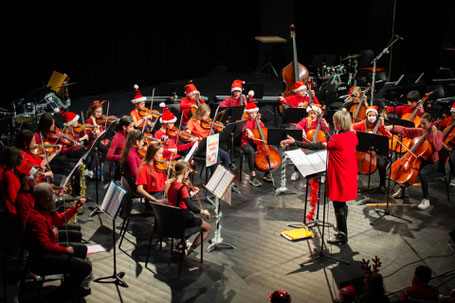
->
<box><xmin>341</xmin><ymin>86</ymin><xmax>368</xmax><ymax>112</ymax></box>
<box><xmin>0</xmin><ymin>146</ymin><xmax>23</xmax><ymax>219</ymax></box>
<box><xmin>153</xmin><ymin>103</ymin><xmax>196</xmax><ymax>160</ymax></box>
<box><xmin>281</xmin><ymin>111</ymin><xmax>358</xmax><ymax>245</ymax></box>
<box><xmin>180</xmin><ymin>81</ymin><xmax>205</xmax><ymax>125</ymax></box>
<box><xmin>186</xmin><ymin>104</ymin><xmax>230</xmax><ymax>172</ymax></box>
<box><xmin>442</xmin><ymin>103</ymin><xmax>455</xmax><ymax>186</ymax></box>
<box><xmin>386</xmin><ymin>90</ymin><xmax>425</xmax><ymax>118</ymax></box>
<box><xmin>277</xmin><ymin>80</ymin><xmax>320</xmax><ymax>108</ymax></box>
<box><xmin>241</xmin><ymin>100</ymin><xmax>273</xmax><ymax>186</ymax></box>
<box><xmin>85</xmin><ymin>101</ymin><xmax>109</xmax><ymax>180</ymax></box>
<box><xmin>136</xmin><ymin>143</ymin><xmax>167</xmax><ymax>203</ymax></box>
<box><xmin>106</xmin><ymin>116</ymin><xmax>135</xmax><ymax>180</ymax></box>
<box><xmin>219</xmin><ymin>79</ymin><xmax>247</xmax><ymax>107</ymax></box>
<box><xmin>352</xmin><ymin>106</ymin><xmax>391</xmax><ymax>193</ymax></box>
<box><xmin>167</xmin><ymin>160</ymin><xmax>211</xmax><ymax>256</ymax></box>
<box><xmin>385</xmin><ymin>113</ymin><xmax>443</xmax><ymax>210</ymax></box>
<box><xmin>130</xmin><ymin>84</ymin><xmax>154</xmax><ymax>130</ymax></box>
<box><xmin>119</xmin><ymin>130</ymin><xmax>145</xmax><ymax>189</ymax></box>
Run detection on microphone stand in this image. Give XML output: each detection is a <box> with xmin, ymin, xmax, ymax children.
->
<box><xmin>370</xmin><ymin>35</ymin><xmax>402</xmax><ymax>105</ymax></box>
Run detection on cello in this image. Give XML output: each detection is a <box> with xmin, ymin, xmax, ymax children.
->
<box><xmin>251</xmin><ymin>116</ymin><xmax>281</xmax><ymax>172</ymax></box>
<box><xmin>305</xmin><ymin>106</ymin><xmax>327</xmax><ymax>147</ymax></box>
<box><xmin>442</xmin><ymin>119</ymin><xmax>455</xmax><ymax>150</ymax></box>
<box><xmin>280</xmin><ymin>25</ymin><xmax>309</xmax><ymax>98</ymax></box>
<box><xmin>349</xmin><ymin>83</ymin><xmax>370</xmax><ymax>123</ymax></box>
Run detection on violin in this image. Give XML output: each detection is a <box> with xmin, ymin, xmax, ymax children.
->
<box><xmin>166</xmin><ymin>127</ymin><xmax>198</xmax><ymax>142</ymax></box>
<box><xmin>390</xmin><ymin>120</ymin><xmax>437</xmax><ymax>186</ymax></box>
<box><xmin>47</xmin><ymin>128</ymin><xmax>63</xmax><ymax>142</ymax></box>
<box><xmin>251</xmin><ymin>116</ymin><xmax>281</xmax><ymax>172</ymax></box>
<box><xmin>139</xmin><ymin>108</ymin><xmax>160</xmax><ymax>120</ymax></box>
<box><xmin>30</xmin><ymin>143</ymin><xmax>60</xmax><ymax>157</ymax></box>
<box><xmin>95</xmin><ymin>115</ymin><xmax>118</xmax><ymax>126</ymax></box>
<box><xmin>183</xmin><ymin>177</ymin><xmax>205</xmax><ymax>210</ymax></box>
<box><xmin>349</xmin><ymin>83</ymin><xmax>370</xmax><ymax>123</ymax></box>
<box><xmin>73</xmin><ymin>123</ymin><xmax>98</xmax><ymax>133</ymax></box>
<box><xmin>190</xmin><ymin>91</ymin><xmax>202</xmax><ymax>116</ymax></box>
<box><xmin>154</xmin><ymin>157</ymin><xmax>177</xmax><ymax>172</ymax></box>
<box><xmin>200</xmin><ymin>119</ymin><xmax>224</xmax><ymax>132</ymax></box>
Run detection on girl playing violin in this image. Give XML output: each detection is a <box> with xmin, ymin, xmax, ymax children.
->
<box><xmin>167</xmin><ymin>160</ymin><xmax>211</xmax><ymax>256</ymax></box>
<box><xmin>341</xmin><ymin>86</ymin><xmax>368</xmax><ymax>112</ymax></box>
<box><xmin>180</xmin><ymin>81</ymin><xmax>205</xmax><ymax>125</ymax></box>
<box><xmin>277</xmin><ymin>80</ymin><xmax>319</xmax><ymax>108</ymax></box>
<box><xmin>241</xmin><ymin>101</ymin><xmax>273</xmax><ymax>186</ymax></box>
<box><xmin>130</xmin><ymin>85</ymin><xmax>154</xmax><ymax>131</ymax></box>
<box><xmin>186</xmin><ymin>104</ymin><xmax>230</xmax><ymax>173</ymax></box>
<box><xmin>136</xmin><ymin>142</ymin><xmax>167</xmax><ymax>203</ymax></box>
<box><xmin>386</xmin><ymin>90</ymin><xmax>425</xmax><ymax>119</ymax></box>
<box><xmin>86</xmin><ymin>100</ymin><xmax>110</xmax><ymax>179</ymax></box>
<box><xmin>120</xmin><ymin>129</ymin><xmax>145</xmax><ymax>189</ymax></box>
<box><xmin>385</xmin><ymin>113</ymin><xmax>443</xmax><ymax>210</ymax></box>
<box><xmin>106</xmin><ymin>116</ymin><xmax>135</xmax><ymax>180</ymax></box>
<box><xmin>60</xmin><ymin>111</ymin><xmax>89</xmax><ymax>151</ymax></box>
<box><xmin>153</xmin><ymin>103</ymin><xmax>196</xmax><ymax>159</ymax></box>
<box><xmin>352</xmin><ymin>106</ymin><xmax>391</xmax><ymax>193</ymax></box>
<box><xmin>0</xmin><ymin>146</ymin><xmax>23</xmax><ymax>219</ymax></box>
<box><xmin>219</xmin><ymin>80</ymin><xmax>247</xmax><ymax>107</ymax></box>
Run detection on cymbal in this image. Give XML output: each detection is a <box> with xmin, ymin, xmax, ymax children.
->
<box><xmin>341</xmin><ymin>54</ymin><xmax>360</xmax><ymax>61</ymax></box>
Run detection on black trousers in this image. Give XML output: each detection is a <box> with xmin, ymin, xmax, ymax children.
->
<box><xmin>242</xmin><ymin>143</ymin><xmax>256</xmax><ymax>174</ymax></box>
<box><xmin>418</xmin><ymin>161</ymin><xmax>440</xmax><ymax>198</ymax></box>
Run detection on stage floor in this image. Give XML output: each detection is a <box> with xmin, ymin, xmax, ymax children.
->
<box><xmin>7</xmin><ymin>68</ymin><xmax>455</xmax><ymax>302</ymax></box>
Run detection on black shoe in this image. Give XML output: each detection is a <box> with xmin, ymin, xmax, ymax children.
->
<box><xmin>327</xmin><ymin>233</ymin><xmax>348</xmax><ymax>245</ymax></box>
<box><xmin>249</xmin><ymin>176</ymin><xmax>262</xmax><ymax>187</ymax></box>
<box><xmin>75</xmin><ymin>285</ymin><xmax>92</xmax><ymax>297</ymax></box>
<box><xmin>263</xmin><ymin>172</ymin><xmax>273</xmax><ymax>182</ymax></box>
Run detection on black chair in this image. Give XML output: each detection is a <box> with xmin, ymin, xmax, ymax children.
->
<box><xmin>145</xmin><ymin>202</ymin><xmax>203</xmax><ymax>276</ymax></box>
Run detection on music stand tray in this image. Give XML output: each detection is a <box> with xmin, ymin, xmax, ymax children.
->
<box><xmin>267</xmin><ymin>128</ymin><xmax>303</xmax><ymax>146</ymax></box>
<box><xmin>282</xmin><ymin>108</ymin><xmax>307</xmax><ymax>125</ymax></box>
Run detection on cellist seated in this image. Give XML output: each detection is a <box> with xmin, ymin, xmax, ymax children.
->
<box><xmin>277</xmin><ymin>81</ymin><xmax>319</xmax><ymax>108</ymax></box>
<box><xmin>385</xmin><ymin>90</ymin><xmax>425</xmax><ymax>119</ymax></box>
<box><xmin>241</xmin><ymin>101</ymin><xmax>273</xmax><ymax>187</ymax></box>
<box><xmin>341</xmin><ymin>86</ymin><xmax>368</xmax><ymax>112</ymax></box>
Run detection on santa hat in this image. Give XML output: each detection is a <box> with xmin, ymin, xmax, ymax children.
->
<box><xmin>231</xmin><ymin>79</ymin><xmax>244</xmax><ymax>93</ymax></box>
<box><xmin>17</xmin><ymin>163</ymin><xmax>38</xmax><ymax>179</ymax></box>
<box><xmin>244</xmin><ymin>91</ymin><xmax>259</xmax><ymax>113</ymax></box>
<box><xmin>131</xmin><ymin>84</ymin><xmax>146</xmax><ymax>104</ymax></box>
<box><xmin>306</xmin><ymin>103</ymin><xmax>322</xmax><ymax>114</ymax></box>
<box><xmin>366</xmin><ymin>106</ymin><xmax>378</xmax><ymax>115</ymax></box>
<box><xmin>61</xmin><ymin>110</ymin><xmax>80</xmax><ymax>126</ymax></box>
<box><xmin>159</xmin><ymin>102</ymin><xmax>177</xmax><ymax>123</ymax></box>
<box><xmin>451</xmin><ymin>102</ymin><xmax>455</xmax><ymax>113</ymax></box>
<box><xmin>294</xmin><ymin>81</ymin><xmax>307</xmax><ymax>93</ymax></box>
<box><xmin>184</xmin><ymin>81</ymin><xmax>198</xmax><ymax>96</ymax></box>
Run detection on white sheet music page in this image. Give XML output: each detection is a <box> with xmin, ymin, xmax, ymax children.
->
<box><xmin>285</xmin><ymin>149</ymin><xmax>326</xmax><ymax>177</ymax></box>
<box><xmin>184</xmin><ymin>140</ymin><xmax>198</xmax><ymax>163</ymax></box>
<box><xmin>101</xmin><ymin>181</ymin><xmax>116</xmax><ymax>212</ymax></box>
<box><xmin>306</xmin><ymin>150</ymin><xmax>327</xmax><ymax>172</ymax></box>
<box><xmin>205</xmin><ymin>165</ymin><xmax>234</xmax><ymax>200</ymax></box>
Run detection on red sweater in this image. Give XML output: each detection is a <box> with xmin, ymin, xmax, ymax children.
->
<box><xmin>25</xmin><ymin>206</ymin><xmax>78</xmax><ymax>258</ymax></box>
<box><xmin>219</xmin><ymin>95</ymin><xmax>247</xmax><ymax>107</ymax></box>
<box><xmin>106</xmin><ymin>130</ymin><xmax>127</xmax><ymax>162</ymax></box>
<box><xmin>0</xmin><ymin>166</ymin><xmax>20</xmax><ymax>217</ymax></box>
<box><xmin>180</xmin><ymin>97</ymin><xmax>205</xmax><ymax>124</ymax></box>
<box><xmin>241</xmin><ymin>118</ymin><xmax>265</xmax><ymax>147</ymax></box>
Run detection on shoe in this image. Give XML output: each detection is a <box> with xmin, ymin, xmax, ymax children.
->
<box><xmin>417</xmin><ymin>198</ymin><xmax>430</xmax><ymax>210</ymax></box>
<box><xmin>249</xmin><ymin>176</ymin><xmax>262</xmax><ymax>187</ymax></box>
<box><xmin>327</xmin><ymin>233</ymin><xmax>347</xmax><ymax>245</ymax></box>
<box><xmin>263</xmin><ymin>172</ymin><xmax>273</xmax><ymax>182</ymax></box>
<box><xmin>392</xmin><ymin>187</ymin><xmax>405</xmax><ymax>199</ymax></box>
<box><xmin>84</xmin><ymin>170</ymin><xmax>94</xmax><ymax>179</ymax></box>
<box><xmin>185</xmin><ymin>247</ymin><xmax>194</xmax><ymax>256</ymax></box>
<box><xmin>290</xmin><ymin>171</ymin><xmax>300</xmax><ymax>181</ymax></box>
<box><xmin>75</xmin><ymin>285</ymin><xmax>92</xmax><ymax>297</ymax></box>
<box><xmin>450</xmin><ymin>178</ymin><xmax>455</xmax><ymax>187</ymax></box>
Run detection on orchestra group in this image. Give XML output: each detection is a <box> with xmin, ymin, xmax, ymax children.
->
<box><xmin>1</xmin><ymin>78</ymin><xmax>455</xmax><ymax>299</ymax></box>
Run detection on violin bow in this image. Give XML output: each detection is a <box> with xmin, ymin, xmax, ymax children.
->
<box><xmin>142</xmin><ymin>88</ymin><xmax>155</xmax><ymax>133</ymax></box>
<box><xmin>80</xmin><ymin>110</ymin><xmax>88</xmax><ymax>137</ymax></box>
<box><xmin>39</xmin><ymin>132</ymin><xmax>53</xmax><ymax>182</ymax></box>
<box><xmin>186</xmin><ymin>177</ymin><xmax>205</xmax><ymax>210</ymax></box>
<box><xmin>104</xmin><ymin>100</ymin><xmax>110</xmax><ymax>130</ymax></box>
<box><xmin>208</xmin><ymin>104</ymin><xmax>221</xmax><ymax>136</ymax></box>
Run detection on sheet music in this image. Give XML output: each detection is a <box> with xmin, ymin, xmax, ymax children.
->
<box><xmin>285</xmin><ymin>149</ymin><xmax>327</xmax><ymax>177</ymax></box>
<box><xmin>101</xmin><ymin>181</ymin><xmax>116</xmax><ymax>212</ymax></box>
<box><xmin>101</xmin><ymin>181</ymin><xmax>126</xmax><ymax>219</ymax></box>
<box><xmin>184</xmin><ymin>140</ymin><xmax>198</xmax><ymax>163</ymax></box>
<box><xmin>205</xmin><ymin>165</ymin><xmax>235</xmax><ymax>200</ymax></box>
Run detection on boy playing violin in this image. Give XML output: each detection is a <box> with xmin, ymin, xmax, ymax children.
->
<box><xmin>130</xmin><ymin>84</ymin><xmax>154</xmax><ymax>131</ymax></box>
<box><xmin>180</xmin><ymin>81</ymin><xmax>205</xmax><ymax>125</ymax></box>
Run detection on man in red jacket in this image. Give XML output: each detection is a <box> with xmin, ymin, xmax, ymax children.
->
<box><xmin>24</xmin><ymin>182</ymin><xmax>92</xmax><ymax>298</ymax></box>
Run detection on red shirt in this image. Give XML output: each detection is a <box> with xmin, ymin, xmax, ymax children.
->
<box><xmin>153</xmin><ymin>129</ymin><xmax>193</xmax><ymax>159</ymax></box>
<box><xmin>387</xmin><ymin>104</ymin><xmax>424</xmax><ymax>118</ymax></box>
<box><xmin>106</xmin><ymin>130</ymin><xmax>127</xmax><ymax>162</ymax></box>
<box><xmin>167</xmin><ymin>182</ymin><xmax>190</xmax><ymax>209</ymax></box>
<box><xmin>219</xmin><ymin>95</ymin><xmax>247</xmax><ymax>107</ymax></box>
<box><xmin>180</xmin><ymin>97</ymin><xmax>205</xmax><ymax>124</ymax></box>
<box><xmin>0</xmin><ymin>166</ymin><xmax>20</xmax><ymax>217</ymax></box>
<box><xmin>241</xmin><ymin>118</ymin><xmax>265</xmax><ymax>147</ymax></box>
<box><xmin>136</xmin><ymin>163</ymin><xmax>167</xmax><ymax>193</ymax></box>
<box><xmin>295</xmin><ymin>118</ymin><xmax>329</xmax><ymax>133</ymax></box>
<box><xmin>15</xmin><ymin>190</ymin><xmax>34</xmax><ymax>231</ymax></box>
<box><xmin>280</xmin><ymin>95</ymin><xmax>320</xmax><ymax>108</ymax></box>
<box><xmin>393</xmin><ymin>126</ymin><xmax>443</xmax><ymax>162</ymax></box>
<box><xmin>398</xmin><ymin>285</ymin><xmax>439</xmax><ymax>302</ymax></box>
<box><xmin>352</xmin><ymin>121</ymin><xmax>392</xmax><ymax>139</ymax></box>
<box><xmin>186</xmin><ymin>120</ymin><xmax>210</xmax><ymax>139</ymax></box>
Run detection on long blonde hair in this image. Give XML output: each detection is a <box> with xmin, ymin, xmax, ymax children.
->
<box><xmin>345</xmin><ymin>86</ymin><xmax>361</xmax><ymax>103</ymax></box>
<box><xmin>190</xmin><ymin>104</ymin><xmax>210</xmax><ymax>121</ymax></box>
<box><xmin>169</xmin><ymin>160</ymin><xmax>191</xmax><ymax>185</ymax></box>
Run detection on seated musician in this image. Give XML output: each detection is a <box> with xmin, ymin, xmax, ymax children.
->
<box><xmin>352</xmin><ymin>106</ymin><xmax>391</xmax><ymax>193</ymax></box>
<box><xmin>167</xmin><ymin>160</ymin><xmax>211</xmax><ymax>256</ymax></box>
<box><xmin>241</xmin><ymin>101</ymin><xmax>273</xmax><ymax>186</ymax></box>
<box><xmin>185</xmin><ymin>104</ymin><xmax>230</xmax><ymax>173</ymax></box>
<box><xmin>119</xmin><ymin>129</ymin><xmax>145</xmax><ymax>189</ymax></box>
<box><xmin>291</xmin><ymin>103</ymin><xmax>329</xmax><ymax>182</ymax></box>
<box><xmin>106</xmin><ymin>115</ymin><xmax>135</xmax><ymax>180</ymax></box>
<box><xmin>341</xmin><ymin>86</ymin><xmax>368</xmax><ymax>112</ymax></box>
<box><xmin>24</xmin><ymin>182</ymin><xmax>91</xmax><ymax>298</ymax></box>
<box><xmin>180</xmin><ymin>81</ymin><xmax>205</xmax><ymax>125</ymax></box>
<box><xmin>219</xmin><ymin>79</ymin><xmax>247</xmax><ymax>107</ymax></box>
<box><xmin>130</xmin><ymin>84</ymin><xmax>154</xmax><ymax>130</ymax></box>
<box><xmin>136</xmin><ymin>143</ymin><xmax>167</xmax><ymax>203</ymax></box>
<box><xmin>277</xmin><ymin>80</ymin><xmax>319</xmax><ymax>108</ymax></box>
<box><xmin>386</xmin><ymin>90</ymin><xmax>425</xmax><ymax>118</ymax></box>
<box><xmin>444</xmin><ymin>103</ymin><xmax>455</xmax><ymax>187</ymax></box>
<box><xmin>385</xmin><ymin>113</ymin><xmax>443</xmax><ymax>210</ymax></box>
<box><xmin>154</xmin><ymin>103</ymin><xmax>196</xmax><ymax>159</ymax></box>
<box><xmin>0</xmin><ymin>146</ymin><xmax>23</xmax><ymax>220</ymax></box>
<box><xmin>60</xmin><ymin>111</ymin><xmax>89</xmax><ymax>148</ymax></box>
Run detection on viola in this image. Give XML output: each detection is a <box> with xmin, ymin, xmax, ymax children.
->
<box><xmin>47</xmin><ymin>128</ymin><xmax>63</xmax><ymax>142</ymax></box>
<box><xmin>166</xmin><ymin>127</ymin><xmax>198</xmax><ymax>141</ymax></box>
<box><xmin>137</xmin><ymin>147</ymin><xmax>147</xmax><ymax>158</ymax></box>
<box><xmin>251</xmin><ymin>116</ymin><xmax>281</xmax><ymax>172</ymax></box>
<box><xmin>138</xmin><ymin>108</ymin><xmax>160</xmax><ymax>120</ymax></box>
<box><xmin>349</xmin><ymin>83</ymin><xmax>370</xmax><ymax>123</ymax></box>
<box><xmin>201</xmin><ymin>119</ymin><xmax>224</xmax><ymax>132</ymax></box>
<box><xmin>154</xmin><ymin>157</ymin><xmax>176</xmax><ymax>172</ymax></box>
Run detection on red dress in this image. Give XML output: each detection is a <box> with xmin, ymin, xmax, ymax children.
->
<box><xmin>326</xmin><ymin>131</ymin><xmax>358</xmax><ymax>202</ymax></box>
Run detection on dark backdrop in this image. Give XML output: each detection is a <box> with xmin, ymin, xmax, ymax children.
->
<box><xmin>1</xmin><ymin>0</ymin><xmax>453</xmax><ymax>108</ymax></box>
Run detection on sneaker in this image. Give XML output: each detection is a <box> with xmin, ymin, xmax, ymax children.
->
<box><xmin>249</xmin><ymin>176</ymin><xmax>262</xmax><ymax>187</ymax></box>
<box><xmin>392</xmin><ymin>187</ymin><xmax>405</xmax><ymax>199</ymax></box>
<box><xmin>417</xmin><ymin>198</ymin><xmax>430</xmax><ymax>210</ymax></box>
<box><xmin>290</xmin><ymin>171</ymin><xmax>300</xmax><ymax>181</ymax></box>
<box><xmin>450</xmin><ymin>178</ymin><xmax>455</xmax><ymax>187</ymax></box>
<box><xmin>263</xmin><ymin>172</ymin><xmax>273</xmax><ymax>182</ymax></box>
<box><xmin>327</xmin><ymin>233</ymin><xmax>347</xmax><ymax>245</ymax></box>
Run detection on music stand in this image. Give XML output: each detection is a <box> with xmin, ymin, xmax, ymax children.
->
<box><xmin>355</xmin><ymin>132</ymin><xmax>389</xmax><ymax>205</ymax></box>
<box><xmin>217</xmin><ymin>106</ymin><xmax>245</xmax><ymax>125</ymax></box>
<box><xmin>281</xmin><ymin>108</ymin><xmax>307</xmax><ymax>126</ymax></box>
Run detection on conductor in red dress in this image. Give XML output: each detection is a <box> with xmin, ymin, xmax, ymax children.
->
<box><xmin>281</xmin><ymin>110</ymin><xmax>358</xmax><ymax>244</ymax></box>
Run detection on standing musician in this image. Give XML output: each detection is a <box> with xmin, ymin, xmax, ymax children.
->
<box><xmin>136</xmin><ymin>142</ymin><xmax>167</xmax><ymax>203</ymax></box>
<box><xmin>281</xmin><ymin>111</ymin><xmax>358</xmax><ymax>245</ymax></box>
<box><xmin>241</xmin><ymin>101</ymin><xmax>273</xmax><ymax>187</ymax></box>
<box><xmin>0</xmin><ymin>146</ymin><xmax>23</xmax><ymax>219</ymax></box>
<box><xmin>106</xmin><ymin>115</ymin><xmax>135</xmax><ymax>180</ymax></box>
<box><xmin>441</xmin><ymin>103</ymin><xmax>455</xmax><ymax>186</ymax></box>
<box><xmin>119</xmin><ymin>129</ymin><xmax>145</xmax><ymax>189</ymax></box>
<box><xmin>180</xmin><ymin>81</ymin><xmax>205</xmax><ymax>125</ymax></box>
<box><xmin>167</xmin><ymin>160</ymin><xmax>211</xmax><ymax>256</ymax></box>
<box><xmin>185</xmin><ymin>104</ymin><xmax>230</xmax><ymax>172</ymax></box>
<box><xmin>341</xmin><ymin>86</ymin><xmax>368</xmax><ymax>112</ymax></box>
<box><xmin>385</xmin><ymin>113</ymin><xmax>443</xmax><ymax>210</ymax></box>
<box><xmin>386</xmin><ymin>90</ymin><xmax>425</xmax><ymax>118</ymax></box>
<box><xmin>277</xmin><ymin>80</ymin><xmax>320</xmax><ymax>108</ymax></box>
<box><xmin>219</xmin><ymin>79</ymin><xmax>247</xmax><ymax>107</ymax></box>
<box><xmin>130</xmin><ymin>84</ymin><xmax>154</xmax><ymax>130</ymax></box>
<box><xmin>290</xmin><ymin>103</ymin><xmax>329</xmax><ymax>182</ymax></box>
<box><xmin>352</xmin><ymin>106</ymin><xmax>392</xmax><ymax>192</ymax></box>
<box><xmin>153</xmin><ymin>103</ymin><xmax>196</xmax><ymax>159</ymax></box>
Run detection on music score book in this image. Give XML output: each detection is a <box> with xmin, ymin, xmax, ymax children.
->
<box><xmin>204</xmin><ymin>165</ymin><xmax>235</xmax><ymax>201</ymax></box>
<box><xmin>285</xmin><ymin>149</ymin><xmax>327</xmax><ymax>178</ymax></box>
<box><xmin>101</xmin><ymin>181</ymin><xmax>127</xmax><ymax>219</ymax></box>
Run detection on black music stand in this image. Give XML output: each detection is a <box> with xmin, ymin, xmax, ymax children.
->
<box><xmin>281</xmin><ymin>108</ymin><xmax>307</xmax><ymax>126</ymax></box>
<box><xmin>217</xmin><ymin>106</ymin><xmax>245</xmax><ymax>124</ymax></box>
<box><xmin>355</xmin><ymin>132</ymin><xmax>389</xmax><ymax>205</ymax></box>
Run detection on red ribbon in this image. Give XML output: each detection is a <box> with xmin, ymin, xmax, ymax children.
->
<box><xmin>306</xmin><ymin>178</ymin><xmax>320</xmax><ymax>222</ymax></box>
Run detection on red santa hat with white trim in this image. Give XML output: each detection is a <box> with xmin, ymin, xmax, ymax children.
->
<box><xmin>60</xmin><ymin>110</ymin><xmax>80</xmax><ymax>126</ymax></box>
<box><xmin>366</xmin><ymin>105</ymin><xmax>379</xmax><ymax>115</ymax></box>
<box><xmin>451</xmin><ymin>102</ymin><xmax>455</xmax><ymax>113</ymax></box>
<box><xmin>306</xmin><ymin>103</ymin><xmax>322</xmax><ymax>114</ymax></box>
<box><xmin>184</xmin><ymin>81</ymin><xmax>198</xmax><ymax>96</ymax></box>
<box><xmin>231</xmin><ymin>79</ymin><xmax>244</xmax><ymax>93</ymax></box>
<box><xmin>17</xmin><ymin>163</ymin><xmax>38</xmax><ymax>179</ymax></box>
<box><xmin>131</xmin><ymin>84</ymin><xmax>146</xmax><ymax>104</ymax></box>
<box><xmin>244</xmin><ymin>90</ymin><xmax>259</xmax><ymax>113</ymax></box>
<box><xmin>159</xmin><ymin>102</ymin><xmax>177</xmax><ymax>123</ymax></box>
<box><xmin>294</xmin><ymin>81</ymin><xmax>307</xmax><ymax>93</ymax></box>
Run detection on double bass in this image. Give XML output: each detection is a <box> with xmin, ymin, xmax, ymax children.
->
<box><xmin>251</xmin><ymin>116</ymin><xmax>281</xmax><ymax>172</ymax></box>
<box><xmin>280</xmin><ymin>25</ymin><xmax>309</xmax><ymax>98</ymax></box>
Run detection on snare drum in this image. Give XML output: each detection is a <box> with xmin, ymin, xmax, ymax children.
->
<box><xmin>13</xmin><ymin>99</ymin><xmax>36</xmax><ymax>123</ymax></box>
<box><xmin>38</xmin><ymin>92</ymin><xmax>64</xmax><ymax>114</ymax></box>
